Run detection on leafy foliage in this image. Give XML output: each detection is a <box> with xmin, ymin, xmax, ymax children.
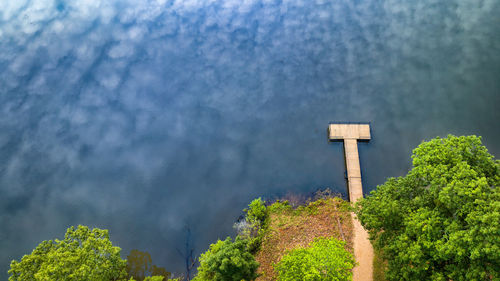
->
<box><xmin>245</xmin><ymin>198</ymin><xmax>268</xmax><ymax>226</ymax></box>
<box><xmin>8</xmin><ymin>225</ymin><xmax>174</xmax><ymax>281</ymax></box>
<box><xmin>126</xmin><ymin>249</ymin><xmax>171</xmax><ymax>281</ymax></box>
<box><xmin>127</xmin><ymin>249</ymin><xmax>154</xmax><ymax>281</ymax></box>
<box><xmin>142</xmin><ymin>275</ymin><xmax>180</xmax><ymax>281</ymax></box>
<box><xmin>8</xmin><ymin>225</ymin><xmax>128</xmax><ymax>281</ymax></box>
<box><xmin>274</xmin><ymin>237</ymin><xmax>355</xmax><ymax>281</ymax></box>
<box><xmin>193</xmin><ymin>237</ymin><xmax>259</xmax><ymax>281</ymax></box>
<box><xmin>356</xmin><ymin>135</ymin><xmax>500</xmax><ymax>280</ymax></box>
<box><xmin>267</xmin><ymin>200</ymin><xmax>292</xmax><ymax>213</ymax></box>
<box><xmin>236</xmin><ymin>198</ymin><xmax>270</xmax><ymax>254</ymax></box>
<box><xmin>142</xmin><ymin>277</ymin><xmax>165</xmax><ymax>281</ymax></box>
<box><xmin>151</xmin><ymin>266</ymin><xmax>172</xmax><ymax>281</ymax></box>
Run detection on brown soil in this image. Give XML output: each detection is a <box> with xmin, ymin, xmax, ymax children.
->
<box><xmin>254</xmin><ymin>198</ymin><xmax>354</xmax><ymax>281</ymax></box>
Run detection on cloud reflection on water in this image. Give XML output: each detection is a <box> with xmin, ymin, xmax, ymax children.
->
<box><xmin>1</xmin><ymin>0</ymin><xmax>499</xmax><ymax>277</ymax></box>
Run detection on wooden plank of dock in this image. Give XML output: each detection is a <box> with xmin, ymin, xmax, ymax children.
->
<box><xmin>344</xmin><ymin>138</ymin><xmax>363</xmax><ymax>201</ymax></box>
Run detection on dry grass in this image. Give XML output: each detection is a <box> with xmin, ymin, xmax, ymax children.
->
<box><xmin>254</xmin><ymin>197</ymin><xmax>353</xmax><ymax>281</ymax></box>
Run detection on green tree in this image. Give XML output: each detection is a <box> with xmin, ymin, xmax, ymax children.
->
<box><xmin>126</xmin><ymin>249</ymin><xmax>172</xmax><ymax>281</ymax></box>
<box><xmin>192</xmin><ymin>237</ymin><xmax>259</xmax><ymax>281</ymax></box>
<box><xmin>236</xmin><ymin>198</ymin><xmax>269</xmax><ymax>254</ymax></box>
<box><xmin>274</xmin><ymin>237</ymin><xmax>355</xmax><ymax>281</ymax></box>
<box><xmin>151</xmin><ymin>265</ymin><xmax>172</xmax><ymax>281</ymax></box>
<box><xmin>8</xmin><ymin>225</ymin><xmax>128</xmax><ymax>281</ymax></box>
<box><xmin>245</xmin><ymin>198</ymin><xmax>267</xmax><ymax>226</ymax></box>
<box><xmin>8</xmin><ymin>225</ymin><xmax>174</xmax><ymax>281</ymax></box>
<box><xmin>127</xmin><ymin>249</ymin><xmax>153</xmax><ymax>281</ymax></box>
<box><xmin>356</xmin><ymin>135</ymin><xmax>500</xmax><ymax>281</ymax></box>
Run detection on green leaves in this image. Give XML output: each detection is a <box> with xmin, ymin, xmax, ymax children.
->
<box><xmin>274</xmin><ymin>237</ymin><xmax>355</xmax><ymax>281</ymax></box>
<box><xmin>8</xmin><ymin>225</ymin><xmax>177</xmax><ymax>281</ymax></box>
<box><xmin>193</xmin><ymin>237</ymin><xmax>259</xmax><ymax>281</ymax></box>
<box><xmin>246</xmin><ymin>198</ymin><xmax>268</xmax><ymax>226</ymax></box>
<box><xmin>237</xmin><ymin>197</ymin><xmax>270</xmax><ymax>254</ymax></box>
<box><xmin>356</xmin><ymin>135</ymin><xmax>500</xmax><ymax>280</ymax></box>
<box><xmin>9</xmin><ymin>225</ymin><xmax>128</xmax><ymax>281</ymax></box>
<box><xmin>126</xmin><ymin>249</ymin><xmax>172</xmax><ymax>281</ymax></box>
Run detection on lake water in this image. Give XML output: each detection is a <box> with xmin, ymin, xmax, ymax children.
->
<box><xmin>1</xmin><ymin>0</ymin><xmax>499</xmax><ymax>278</ymax></box>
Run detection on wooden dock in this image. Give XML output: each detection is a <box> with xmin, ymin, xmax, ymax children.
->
<box><xmin>328</xmin><ymin>123</ymin><xmax>370</xmax><ymax>202</ymax></box>
<box><xmin>328</xmin><ymin>123</ymin><xmax>373</xmax><ymax>280</ymax></box>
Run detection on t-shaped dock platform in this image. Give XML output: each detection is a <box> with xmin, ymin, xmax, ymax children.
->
<box><xmin>328</xmin><ymin>123</ymin><xmax>370</xmax><ymax>202</ymax></box>
<box><xmin>328</xmin><ymin>123</ymin><xmax>373</xmax><ymax>280</ymax></box>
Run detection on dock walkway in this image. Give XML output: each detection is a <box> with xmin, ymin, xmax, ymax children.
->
<box><xmin>328</xmin><ymin>123</ymin><xmax>374</xmax><ymax>281</ymax></box>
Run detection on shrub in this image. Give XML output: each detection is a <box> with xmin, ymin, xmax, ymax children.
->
<box><xmin>246</xmin><ymin>198</ymin><xmax>268</xmax><ymax>226</ymax></box>
<box><xmin>193</xmin><ymin>237</ymin><xmax>259</xmax><ymax>281</ymax></box>
<box><xmin>274</xmin><ymin>237</ymin><xmax>355</xmax><ymax>281</ymax></box>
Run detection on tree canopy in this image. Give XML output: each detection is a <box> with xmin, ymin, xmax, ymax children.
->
<box><xmin>126</xmin><ymin>249</ymin><xmax>172</xmax><ymax>281</ymax></box>
<box><xmin>192</xmin><ymin>237</ymin><xmax>259</xmax><ymax>281</ymax></box>
<box><xmin>356</xmin><ymin>135</ymin><xmax>499</xmax><ymax>280</ymax></box>
<box><xmin>9</xmin><ymin>225</ymin><xmax>128</xmax><ymax>281</ymax></box>
<box><xmin>9</xmin><ymin>225</ymin><xmax>174</xmax><ymax>281</ymax></box>
<box><xmin>245</xmin><ymin>198</ymin><xmax>268</xmax><ymax>226</ymax></box>
<box><xmin>274</xmin><ymin>237</ymin><xmax>355</xmax><ymax>281</ymax></box>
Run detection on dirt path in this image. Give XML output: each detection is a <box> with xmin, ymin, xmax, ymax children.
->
<box><xmin>352</xmin><ymin>212</ymin><xmax>374</xmax><ymax>281</ymax></box>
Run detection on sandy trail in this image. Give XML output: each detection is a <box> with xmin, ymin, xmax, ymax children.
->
<box><xmin>352</xmin><ymin>212</ymin><xmax>374</xmax><ymax>281</ymax></box>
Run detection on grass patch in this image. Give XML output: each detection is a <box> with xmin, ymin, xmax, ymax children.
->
<box><xmin>254</xmin><ymin>197</ymin><xmax>353</xmax><ymax>281</ymax></box>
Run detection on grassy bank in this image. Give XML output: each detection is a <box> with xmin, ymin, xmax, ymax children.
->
<box><xmin>253</xmin><ymin>197</ymin><xmax>353</xmax><ymax>281</ymax></box>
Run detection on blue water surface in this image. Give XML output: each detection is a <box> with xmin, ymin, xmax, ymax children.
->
<box><xmin>1</xmin><ymin>0</ymin><xmax>499</xmax><ymax>277</ymax></box>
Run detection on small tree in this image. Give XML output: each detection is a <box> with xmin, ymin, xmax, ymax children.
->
<box><xmin>8</xmin><ymin>225</ymin><xmax>174</xmax><ymax>281</ymax></box>
<box><xmin>8</xmin><ymin>225</ymin><xmax>128</xmax><ymax>281</ymax></box>
<box><xmin>246</xmin><ymin>198</ymin><xmax>267</xmax><ymax>226</ymax></box>
<box><xmin>237</xmin><ymin>198</ymin><xmax>269</xmax><ymax>253</ymax></box>
<box><xmin>127</xmin><ymin>249</ymin><xmax>154</xmax><ymax>281</ymax></box>
<box><xmin>193</xmin><ymin>237</ymin><xmax>259</xmax><ymax>281</ymax></box>
<box><xmin>274</xmin><ymin>237</ymin><xmax>355</xmax><ymax>281</ymax></box>
<box><xmin>127</xmin><ymin>249</ymin><xmax>172</xmax><ymax>281</ymax></box>
<box><xmin>356</xmin><ymin>135</ymin><xmax>500</xmax><ymax>280</ymax></box>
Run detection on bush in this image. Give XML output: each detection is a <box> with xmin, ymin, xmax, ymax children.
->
<box><xmin>236</xmin><ymin>198</ymin><xmax>270</xmax><ymax>254</ymax></box>
<box><xmin>193</xmin><ymin>237</ymin><xmax>259</xmax><ymax>281</ymax></box>
<box><xmin>245</xmin><ymin>198</ymin><xmax>268</xmax><ymax>226</ymax></box>
<box><xmin>274</xmin><ymin>237</ymin><xmax>355</xmax><ymax>281</ymax></box>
